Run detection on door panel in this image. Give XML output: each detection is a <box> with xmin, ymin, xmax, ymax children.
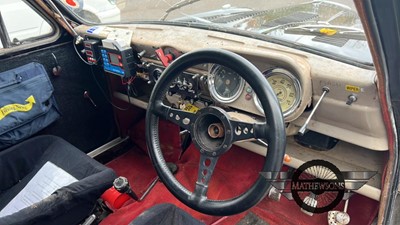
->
<box><xmin>0</xmin><ymin>42</ymin><xmax>117</xmax><ymax>152</ymax></box>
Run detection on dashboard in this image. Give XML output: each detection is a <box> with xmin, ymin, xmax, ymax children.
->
<box><xmin>75</xmin><ymin>24</ymin><xmax>387</xmax><ymax>151</ymax></box>
<box><xmin>75</xmin><ymin>24</ymin><xmax>387</xmax><ymax>201</ymax></box>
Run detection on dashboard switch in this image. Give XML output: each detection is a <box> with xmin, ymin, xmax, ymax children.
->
<box><xmin>346</xmin><ymin>94</ymin><xmax>357</xmax><ymax>105</ymax></box>
<box><xmin>246</xmin><ymin>87</ymin><xmax>253</xmax><ymax>93</ymax></box>
<box><xmin>155</xmin><ymin>48</ymin><xmax>174</xmax><ymax>67</ymax></box>
<box><xmin>83</xmin><ymin>91</ymin><xmax>97</xmax><ymax>107</ymax></box>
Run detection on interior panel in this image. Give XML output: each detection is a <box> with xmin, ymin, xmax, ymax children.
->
<box><xmin>0</xmin><ymin>42</ymin><xmax>117</xmax><ymax>152</ymax></box>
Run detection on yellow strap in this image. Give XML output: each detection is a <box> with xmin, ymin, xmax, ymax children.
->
<box><xmin>0</xmin><ymin>95</ymin><xmax>36</xmax><ymax>121</ymax></box>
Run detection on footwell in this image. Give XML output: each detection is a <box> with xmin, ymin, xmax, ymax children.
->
<box><xmin>101</xmin><ymin>120</ymin><xmax>379</xmax><ymax>225</ymax></box>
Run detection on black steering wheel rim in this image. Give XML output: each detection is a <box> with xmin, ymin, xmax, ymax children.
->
<box><xmin>146</xmin><ymin>48</ymin><xmax>286</xmax><ymax>216</ymax></box>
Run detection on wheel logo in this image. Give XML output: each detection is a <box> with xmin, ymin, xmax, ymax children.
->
<box><xmin>291</xmin><ymin>160</ymin><xmax>345</xmax><ymax>214</ymax></box>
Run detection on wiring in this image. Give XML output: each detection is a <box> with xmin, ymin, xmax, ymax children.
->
<box><xmin>73</xmin><ymin>37</ymin><xmax>93</xmax><ymax>66</ymax></box>
<box><xmin>121</xmin><ymin>76</ymin><xmax>135</xmax><ymax>85</ymax></box>
<box><xmin>73</xmin><ymin>36</ymin><xmax>134</xmax><ymax>111</ymax></box>
<box><xmin>90</xmin><ymin>66</ymin><xmax>132</xmax><ymax>111</ymax></box>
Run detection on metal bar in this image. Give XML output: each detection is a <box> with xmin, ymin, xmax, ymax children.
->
<box><xmin>45</xmin><ymin>0</ymin><xmax>83</xmax><ymax>44</ymax></box>
<box><xmin>87</xmin><ymin>136</ymin><xmax>129</xmax><ymax>158</ymax></box>
<box><xmin>138</xmin><ymin>177</ymin><xmax>159</xmax><ymax>201</ymax></box>
<box><xmin>298</xmin><ymin>86</ymin><xmax>330</xmax><ymax>135</ymax></box>
<box><xmin>0</xmin><ymin>11</ymin><xmax>12</xmax><ymax>48</ymax></box>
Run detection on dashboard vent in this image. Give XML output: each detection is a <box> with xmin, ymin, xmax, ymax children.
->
<box><xmin>312</xmin><ymin>36</ymin><xmax>349</xmax><ymax>47</ymax></box>
<box><xmin>262</xmin><ymin>12</ymin><xmax>318</xmax><ymax>28</ymax></box>
<box><xmin>211</xmin><ymin>10</ymin><xmax>270</xmax><ymax>23</ymax></box>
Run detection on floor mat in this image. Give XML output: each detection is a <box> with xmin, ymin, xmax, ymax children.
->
<box><xmin>102</xmin><ymin>120</ymin><xmax>379</xmax><ymax>225</ymax></box>
<box><xmin>103</xmin><ymin>143</ymin><xmax>263</xmax><ymax>225</ymax></box>
<box><xmin>237</xmin><ymin>212</ymin><xmax>270</xmax><ymax>225</ymax></box>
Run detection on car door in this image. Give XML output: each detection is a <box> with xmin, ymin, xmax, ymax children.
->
<box><xmin>0</xmin><ymin>0</ymin><xmax>117</xmax><ymax>152</ymax></box>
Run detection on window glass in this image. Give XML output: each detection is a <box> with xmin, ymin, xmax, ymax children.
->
<box><xmin>0</xmin><ymin>0</ymin><xmax>53</xmax><ymax>48</ymax></box>
<box><xmin>60</xmin><ymin>0</ymin><xmax>372</xmax><ymax>65</ymax></box>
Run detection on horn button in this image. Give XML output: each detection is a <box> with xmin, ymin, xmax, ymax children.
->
<box><xmin>192</xmin><ymin>106</ymin><xmax>234</xmax><ymax>157</ymax></box>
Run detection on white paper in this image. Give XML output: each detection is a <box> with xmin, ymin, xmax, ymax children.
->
<box><xmin>0</xmin><ymin>161</ymin><xmax>78</xmax><ymax>218</ymax></box>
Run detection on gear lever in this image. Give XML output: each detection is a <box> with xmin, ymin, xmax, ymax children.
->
<box><xmin>139</xmin><ymin>162</ymin><xmax>178</xmax><ymax>201</ymax></box>
<box><xmin>112</xmin><ymin>163</ymin><xmax>178</xmax><ymax>202</ymax></box>
<box><xmin>113</xmin><ymin>177</ymin><xmax>139</xmax><ymax>201</ymax></box>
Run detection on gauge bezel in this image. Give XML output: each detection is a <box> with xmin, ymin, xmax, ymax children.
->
<box><xmin>208</xmin><ymin>64</ymin><xmax>245</xmax><ymax>103</ymax></box>
<box><xmin>254</xmin><ymin>68</ymin><xmax>302</xmax><ymax>117</ymax></box>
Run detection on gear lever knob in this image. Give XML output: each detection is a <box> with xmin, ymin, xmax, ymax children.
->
<box><xmin>113</xmin><ymin>176</ymin><xmax>139</xmax><ymax>201</ymax></box>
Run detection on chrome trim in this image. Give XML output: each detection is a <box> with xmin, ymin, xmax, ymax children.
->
<box><xmin>254</xmin><ymin>68</ymin><xmax>302</xmax><ymax>118</ymax></box>
<box><xmin>208</xmin><ymin>65</ymin><xmax>245</xmax><ymax>103</ymax></box>
<box><xmin>87</xmin><ymin>136</ymin><xmax>129</xmax><ymax>158</ymax></box>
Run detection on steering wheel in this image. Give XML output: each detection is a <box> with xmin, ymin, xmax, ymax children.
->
<box><xmin>146</xmin><ymin>48</ymin><xmax>286</xmax><ymax>216</ymax></box>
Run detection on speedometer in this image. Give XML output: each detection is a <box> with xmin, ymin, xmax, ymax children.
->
<box><xmin>254</xmin><ymin>68</ymin><xmax>301</xmax><ymax>117</ymax></box>
<box><xmin>208</xmin><ymin>65</ymin><xmax>245</xmax><ymax>103</ymax></box>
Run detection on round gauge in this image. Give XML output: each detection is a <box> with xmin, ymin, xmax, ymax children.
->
<box><xmin>208</xmin><ymin>65</ymin><xmax>245</xmax><ymax>103</ymax></box>
<box><xmin>254</xmin><ymin>68</ymin><xmax>301</xmax><ymax>117</ymax></box>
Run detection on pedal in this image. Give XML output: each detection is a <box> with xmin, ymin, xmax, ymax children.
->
<box><xmin>328</xmin><ymin>211</ymin><xmax>350</xmax><ymax>225</ymax></box>
<box><xmin>267</xmin><ymin>169</ymin><xmax>294</xmax><ymax>201</ymax></box>
<box><xmin>327</xmin><ymin>192</ymin><xmax>351</xmax><ymax>225</ymax></box>
<box><xmin>301</xmin><ymin>193</ymin><xmax>317</xmax><ymax>216</ymax></box>
<box><xmin>268</xmin><ymin>186</ymin><xmax>281</xmax><ymax>201</ymax></box>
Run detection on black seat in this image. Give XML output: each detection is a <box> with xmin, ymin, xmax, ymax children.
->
<box><xmin>129</xmin><ymin>204</ymin><xmax>205</xmax><ymax>225</ymax></box>
<box><xmin>0</xmin><ymin>135</ymin><xmax>116</xmax><ymax>225</ymax></box>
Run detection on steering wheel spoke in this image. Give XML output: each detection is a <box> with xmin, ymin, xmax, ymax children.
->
<box><xmin>153</xmin><ymin>101</ymin><xmax>197</xmax><ymax>131</ymax></box>
<box><xmin>230</xmin><ymin>120</ymin><xmax>270</xmax><ymax>142</ymax></box>
<box><xmin>192</xmin><ymin>154</ymin><xmax>219</xmax><ymax>201</ymax></box>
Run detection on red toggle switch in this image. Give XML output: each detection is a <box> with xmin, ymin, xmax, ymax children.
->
<box><xmin>155</xmin><ymin>48</ymin><xmax>174</xmax><ymax>67</ymax></box>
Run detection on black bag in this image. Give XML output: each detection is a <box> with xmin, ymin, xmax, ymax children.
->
<box><xmin>0</xmin><ymin>62</ymin><xmax>60</xmax><ymax>149</ymax></box>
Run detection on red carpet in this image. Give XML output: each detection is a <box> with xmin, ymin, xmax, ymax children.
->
<box><xmin>101</xmin><ymin>120</ymin><xmax>379</xmax><ymax>225</ymax></box>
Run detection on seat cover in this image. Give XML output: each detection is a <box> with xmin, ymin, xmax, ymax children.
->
<box><xmin>0</xmin><ymin>135</ymin><xmax>116</xmax><ymax>225</ymax></box>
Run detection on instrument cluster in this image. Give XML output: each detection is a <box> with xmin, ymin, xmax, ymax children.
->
<box><xmin>207</xmin><ymin>64</ymin><xmax>302</xmax><ymax>119</ymax></box>
<box><xmin>142</xmin><ymin>47</ymin><xmax>304</xmax><ymax>121</ymax></box>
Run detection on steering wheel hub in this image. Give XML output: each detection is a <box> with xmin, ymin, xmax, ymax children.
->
<box><xmin>192</xmin><ymin>106</ymin><xmax>233</xmax><ymax>156</ymax></box>
<box><xmin>208</xmin><ymin>123</ymin><xmax>224</xmax><ymax>138</ymax></box>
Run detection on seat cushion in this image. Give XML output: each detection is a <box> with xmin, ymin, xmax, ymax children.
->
<box><xmin>129</xmin><ymin>203</ymin><xmax>205</xmax><ymax>225</ymax></box>
<box><xmin>0</xmin><ymin>135</ymin><xmax>116</xmax><ymax>225</ymax></box>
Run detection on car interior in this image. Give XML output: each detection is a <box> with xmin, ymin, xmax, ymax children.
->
<box><xmin>0</xmin><ymin>0</ymin><xmax>399</xmax><ymax>225</ymax></box>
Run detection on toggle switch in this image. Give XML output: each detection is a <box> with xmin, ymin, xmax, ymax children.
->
<box><xmin>346</xmin><ymin>94</ymin><xmax>357</xmax><ymax>105</ymax></box>
<box><xmin>83</xmin><ymin>91</ymin><xmax>97</xmax><ymax>107</ymax></box>
<box><xmin>155</xmin><ymin>48</ymin><xmax>174</xmax><ymax>67</ymax></box>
